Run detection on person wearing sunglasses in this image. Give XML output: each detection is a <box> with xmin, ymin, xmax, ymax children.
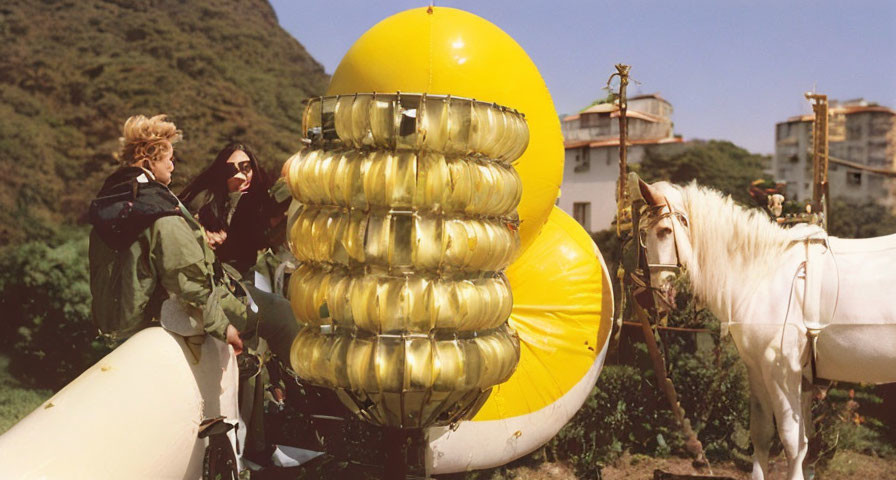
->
<box><xmin>180</xmin><ymin>143</ymin><xmax>279</xmax><ymax>274</ymax></box>
<box><xmin>180</xmin><ymin>142</ymin><xmax>297</xmax><ymax>465</ymax></box>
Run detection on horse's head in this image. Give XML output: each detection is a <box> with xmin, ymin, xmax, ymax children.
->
<box><xmin>637</xmin><ymin>179</ymin><xmax>693</xmax><ymax>311</ymax></box>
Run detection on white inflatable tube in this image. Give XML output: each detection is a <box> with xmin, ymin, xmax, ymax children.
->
<box><xmin>0</xmin><ymin>327</ymin><xmax>239</xmax><ymax>480</ymax></box>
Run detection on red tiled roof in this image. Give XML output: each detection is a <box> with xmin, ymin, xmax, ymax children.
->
<box><xmin>781</xmin><ymin>105</ymin><xmax>895</xmax><ymax>124</ymax></box>
<box><xmin>580</xmin><ymin>103</ymin><xmax>618</xmax><ymax>114</ymax></box>
<box><xmin>629</xmin><ymin>93</ymin><xmax>670</xmax><ymax>105</ymax></box>
<box><xmin>840</xmin><ymin>105</ymin><xmax>896</xmax><ymax>115</ymax></box>
<box><xmin>564</xmin><ymin>137</ymin><xmax>683</xmax><ymax>149</ymax></box>
<box><xmin>783</xmin><ymin>114</ymin><xmax>813</xmax><ymax>123</ymax></box>
<box><xmin>610</xmin><ymin>110</ymin><xmax>662</xmax><ymax>122</ymax></box>
<box><xmin>563</xmin><ymin>109</ymin><xmax>663</xmax><ymax>123</ymax></box>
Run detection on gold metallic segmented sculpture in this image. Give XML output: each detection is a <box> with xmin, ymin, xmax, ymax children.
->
<box><xmin>287</xmin><ymin>93</ymin><xmax>528</xmax><ymax>428</ymax></box>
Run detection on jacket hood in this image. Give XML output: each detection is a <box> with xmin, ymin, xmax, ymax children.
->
<box><xmin>89</xmin><ymin>167</ymin><xmax>182</xmax><ymax>250</ymax></box>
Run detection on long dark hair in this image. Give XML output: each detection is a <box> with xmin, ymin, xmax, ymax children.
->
<box><xmin>180</xmin><ymin>143</ymin><xmax>271</xmax><ymax>212</ymax></box>
<box><xmin>179</xmin><ymin>143</ymin><xmax>274</xmax><ymax>271</ymax></box>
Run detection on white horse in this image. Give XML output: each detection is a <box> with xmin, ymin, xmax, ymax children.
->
<box><xmin>636</xmin><ymin>179</ymin><xmax>896</xmax><ymax>480</ymax></box>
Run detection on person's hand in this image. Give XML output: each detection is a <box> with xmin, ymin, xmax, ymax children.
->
<box><xmin>272</xmin><ymin>387</ymin><xmax>286</xmax><ymax>404</ymax></box>
<box><xmin>225</xmin><ymin>324</ymin><xmax>243</xmax><ymax>355</ymax></box>
<box><xmin>227</xmin><ymin>174</ymin><xmax>249</xmax><ymax>193</ymax></box>
<box><xmin>205</xmin><ymin>229</ymin><xmax>227</xmax><ymax>249</ymax></box>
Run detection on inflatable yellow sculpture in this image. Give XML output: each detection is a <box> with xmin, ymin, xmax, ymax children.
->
<box><xmin>288</xmin><ymin>6</ymin><xmax>614</xmax><ymax>471</ymax></box>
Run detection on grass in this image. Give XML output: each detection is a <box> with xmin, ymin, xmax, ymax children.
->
<box><xmin>0</xmin><ymin>355</ymin><xmax>53</xmax><ymax>434</ymax></box>
<box><xmin>824</xmin><ymin>449</ymin><xmax>896</xmax><ymax>479</ymax></box>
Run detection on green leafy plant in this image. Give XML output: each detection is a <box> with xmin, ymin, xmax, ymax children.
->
<box><xmin>0</xmin><ymin>230</ymin><xmax>109</xmax><ymax>389</ymax></box>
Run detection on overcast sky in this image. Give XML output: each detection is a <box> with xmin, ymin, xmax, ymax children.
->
<box><xmin>270</xmin><ymin>0</ymin><xmax>896</xmax><ymax>154</ymax></box>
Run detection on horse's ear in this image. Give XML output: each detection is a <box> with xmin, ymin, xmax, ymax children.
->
<box><xmin>638</xmin><ymin>178</ymin><xmax>661</xmax><ymax>206</ymax></box>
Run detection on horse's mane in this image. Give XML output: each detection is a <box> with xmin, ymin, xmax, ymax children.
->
<box><xmin>676</xmin><ymin>182</ymin><xmax>799</xmax><ymax>314</ymax></box>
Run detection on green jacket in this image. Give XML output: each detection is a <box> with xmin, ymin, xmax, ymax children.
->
<box><xmin>88</xmin><ymin>167</ymin><xmax>247</xmax><ymax>342</ymax></box>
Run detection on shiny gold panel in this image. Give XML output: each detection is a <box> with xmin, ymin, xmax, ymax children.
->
<box><xmin>287</xmin><ymin>149</ymin><xmax>522</xmax><ymax>217</ymax></box>
<box><xmin>287</xmin><ymin>265</ymin><xmax>513</xmax><ymax>333</ymax></box>
<box><xmin>287</xmin><ymin>206</ymin><xmax>519</xmax><ymax>273</ymax></box>
<box><xmin>290</xmin><ymin>326</ymin><xmax>519</xmax><ymax>394</ymax></box>
<box><xmin>303</xmin><ymin>93</ymin><xmax>529</xmax><ymax>164</ymax></box>
<box><xmin>288</xmin><ymin>95</ymin><xmax>527</xmax><ymax>428</ymax></box>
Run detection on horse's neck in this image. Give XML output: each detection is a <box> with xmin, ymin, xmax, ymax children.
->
<box><xmin>685</xmin><ymin>204</ymin><xmax>796</xmax><ymax>324</ymax></box>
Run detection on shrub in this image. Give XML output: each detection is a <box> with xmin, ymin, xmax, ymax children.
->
<box><xmin>541</xmin><ymin>276</ymin><xmax>753</xmax><ymax>475</ymax></box>
<box><xmin>0</xmin><ymin>230</ymin><xmax>109</xmax><ymax>389</ymax></box>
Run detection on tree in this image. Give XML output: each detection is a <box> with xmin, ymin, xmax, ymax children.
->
<box><xmin>828</xmin><ymin>198</ymin><xmax>896</xmax><ymax>238</ymax></box>
<box><xmin>0</xmin><ymin>230</ymin><xmax>109</xmax><ymax>389</ymax></box>
<box><xmin>636</xmin><ymin>140</ymin><xmax>769</xmax><ymax>205</ymax></box>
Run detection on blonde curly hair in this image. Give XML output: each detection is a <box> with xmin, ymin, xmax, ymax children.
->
<box><xmin>118</xmin><ymin>114</ymin><xmax>183</xmax><ymax>166</ymax></box>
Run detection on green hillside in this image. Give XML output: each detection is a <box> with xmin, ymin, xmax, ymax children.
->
<box><xmin>0</xmin><ymin>0</ymin><xmax>328</xmax><ymax>246</ymax></box>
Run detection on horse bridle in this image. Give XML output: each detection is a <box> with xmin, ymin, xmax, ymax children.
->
<box><xmin>636</xmin><ymin>198</ymin><xmax>689</xmax><ymax>308</ymax></box>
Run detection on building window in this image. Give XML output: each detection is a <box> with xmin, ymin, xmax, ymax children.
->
<box><xmin>574</xmin><ymin>148</ymin><xmax>590</xmax><ymax>173</ymax></box>
<box><xmin>580</xmin><ymin>113</ymin><xmax>599</xmax><ymax>128</ymax></box>
<box><xmin>847</xmin><ymin>171</ymin><xmax>862</xmax><ymax>186</ymax></box>
<box><xmin>777</xmin><ymin>123</ymin><xmax>789</xmax><ymax>140</ymax></box>
<box><xmin>573</xmin><ymin>202</ymin><xmax>591</xmax><ymax>231</ymax></box>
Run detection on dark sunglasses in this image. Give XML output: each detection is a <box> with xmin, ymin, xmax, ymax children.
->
<box><xmin>228</xmin><ymin>160</ymin><xmax>252</xmax><ymax>175</ymax></box>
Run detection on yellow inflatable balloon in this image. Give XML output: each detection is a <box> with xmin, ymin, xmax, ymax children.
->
<box><xmin>327</xmin><ymin>6</ymin><xmax>563</xmax><ymax>253</ymax></box>
<box><xmin>428</xmin><ymin>207</ymin><xmax>613</xmax><ymax>472</ymax></box>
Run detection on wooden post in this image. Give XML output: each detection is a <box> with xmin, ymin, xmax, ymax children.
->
<box><xmin>608</xmin><ymin>64</ymin><xmax>633</xmax><ymax>357</ymax></box>
<box><xmin>610</xmin><ymin>64</ymin><xmax>632</xmax><ymax>238</ymax></box>
<box><xmin>610</xmin><ymin>62</ymin><xmax>709</xmax><ymax>471</ymax></box>
<box><xmin>805</xmin><ymin>93</ymin><xmax>829</xmax><ymax>230</ymax></box>
<box><xmin>634</xmin><ymin>303</ymin><xmax>709</xmax><ymax>469</ymax></box>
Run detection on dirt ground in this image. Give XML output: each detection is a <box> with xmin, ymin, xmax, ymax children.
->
<box><xmin>491</xmin><ymin>450</ymin><xmax>896</xmax><ymax>480</ymax></box>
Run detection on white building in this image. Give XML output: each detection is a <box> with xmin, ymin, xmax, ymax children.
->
<box><xmin>773</xmin><ymin>99</ymin><xmax>896</xmax><ymax>210</ymax></box>
<box><xmin>558</xmin><ymin>94</ymin><xmax>683</xmax><ymax>232</ymax></box>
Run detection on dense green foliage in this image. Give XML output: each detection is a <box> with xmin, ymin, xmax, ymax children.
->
<box><xmin>0</xmin><ymin>0</ymin><xmax>328</xmax><ymax>247</ymax></box>
<box><xmin>541</xmin><ymin>278</ymin><xmax>753</xmax><ymax>476</ymax></box>
<box><xmin>0</xmin><ymin>229</ymin><xmax>109</xmax><ymax>389</ymax></box>
<box><xmin>0</xmin><ymin>0</ymin><xmax>327</xmax><ymax>387</ymax></box>
<box><xmin>829</xmin><ymin>198</ymin><xmax>896</xmax><ymax>238</ymax></box>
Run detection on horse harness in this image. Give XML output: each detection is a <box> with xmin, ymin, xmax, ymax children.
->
<box><xmin>790</xmin><ymin>232</ymin><xmax>835</xmax><ymax>384</ymax></box>
<box><xmin>635</xmin><ymin>198</ymin><xmax>690</xmax><ymax>310</ymax></box>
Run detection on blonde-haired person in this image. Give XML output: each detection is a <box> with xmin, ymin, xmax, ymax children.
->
<box><xmin>88</xmin><ymin>114</ymin><xmax>247</xmax><ymax>353</ymax></box>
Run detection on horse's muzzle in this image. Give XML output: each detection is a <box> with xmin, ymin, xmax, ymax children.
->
<box><xmin>654</xmin><ymin>278</ymin><xmax>678</xmax><ymax>312</ymax></box>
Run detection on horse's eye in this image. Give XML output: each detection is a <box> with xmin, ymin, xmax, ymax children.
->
<box><xmin>658</xmin><ymin>227</ymin><xmax>672</xmax><ymax>238</ymax></box>
<box><xmin>678</xmin><ymin>216</ymin><xmax>688</xmax><ymax>228</ymax></box>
